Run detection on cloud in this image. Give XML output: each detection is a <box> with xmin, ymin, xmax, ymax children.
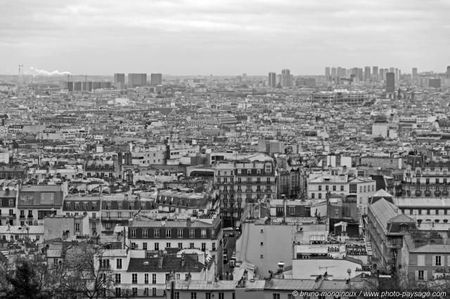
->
<box><xmin>0</xmin><ymin>0</ymin><xmax>449</xmax><ymax>75</ymax></box>
<box><xmin>28</xmin><ymin>67</ymin><xmax>71</xmax><ymax>76</ymax></box>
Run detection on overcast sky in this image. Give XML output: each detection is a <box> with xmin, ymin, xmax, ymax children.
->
<box><xmin>1</xmin><ymin>0</ymin><xmax>449</xmax><ymax>76</ymax></box>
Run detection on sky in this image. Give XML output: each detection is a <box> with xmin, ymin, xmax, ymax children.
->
<box><xmin>1</xmin><ymin>0</ymin><xmax>449</xmax><ymax>76</ymax></box>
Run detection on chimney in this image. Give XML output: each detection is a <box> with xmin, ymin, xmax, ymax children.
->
<box><xmin>277</xmin><ymin>262</ymin><xmax>285</xmax><ymax>273</ymax></box>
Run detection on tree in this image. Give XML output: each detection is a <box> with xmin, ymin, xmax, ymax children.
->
<box><xmin>3</xmin><ymin>259</ymin><xmax>45</xmax><ymax>299</ymax></box>
<box><xmin>56</xmin><ymin>243</ymin><xmax>115</xmax><ymax>299</ymax></box>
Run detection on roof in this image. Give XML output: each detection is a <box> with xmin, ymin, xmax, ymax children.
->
<box><xmin>130</xmin><ymin>219</ymin><xmax>213</xmax><ymax>228</ymax></box>
<box><xmin>264</xmin><ymin>279</ymin><xmax>317</xmax><ymax>291</ymax></box>
<box><xmin>0</xmin><ymin>190</ymin><xmax>17</xmax><ymax>198</ymax></box>
<box><xmin>20</xmin><ymin>185</ymin><xmax>63</xmax><ymax>192</ymax></box>
<box><xmin>127</xmin><ymin>255</ymin><xmax>204</xmax><ymax>273</ymax></box>
<box><xmin>0</xmin><ymin>225</ymin><xmax>44</xmax><ymax>234</ymax></box>
<box><xmin>394</xmin><ymin>197</ymin><xmax>450</xmax><ymax>208</ymax></box>
<box><xmin>372</xmin><ymin>189</ymin><xmax>392</xmax><ymax>198</ymax></box>
<box><xmin>368</xmin><ymin>198</ymin><xmax>399</xmax><ymax>234</ymax></box>
<box><xmin>409</xmin><ymin>244</ymin><xmax>450</xmax><ymax>253</ymax></box>
<box><xmin>387</xmin><ymin>214</ymin><xmax>415</xmax><ymax>224</ymax></box>
<box><xmin>171</xmin><ymin>280</ymin><xmax>237</xmax><ymax>291</ymax></box>
<box><xmin>404</xmin><ymin>233</ymin><xmax>450</xmax><ymax>253</ymax></box>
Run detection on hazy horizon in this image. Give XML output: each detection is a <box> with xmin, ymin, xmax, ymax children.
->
<box><xmin>2</xmin><ymin>0</ymin><xmax>449</xmax><ymax>76</ymax></box>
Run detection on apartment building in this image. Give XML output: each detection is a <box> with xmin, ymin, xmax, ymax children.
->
<box><xmin>155</xmin><ymin>190</ymin><xmax>212</xmax><ymax>215</ymax></box>
<box><xmin>0</xmin><ymin>189</ymin><xmax>17</xmax><ymax>226</ymax></box>
<box><xmin>17</xmin><ymin>185</ymin><xmax>66</xmax><ymax>226</ymax></box>
<box><xmin>214</xmin><ymin>154</ymin><xmax>276</xmax><ymax>227</ymax></box>
<box><xmin>62</xmin><ymin>196</ymin><xmax>101</xmax><ymax>235</ymax></box>
<box><xmin>307</xmin><ymin>172</ymin><xmax>376</xmax><ymax>215</ymax></box>
<box><xmin>366</xmin><ymin>198</ymin><xmax>416</xmax><ymax>270</ymax></box>
<box><xmin>101</xmin><ymin>195</ymin><xmax>156</xmax><ymax>234</ymax></box>
<box><xmin>127</xmin><ymin>218</ymin><xmax>220</xmax><ymax>253</ymax></box>
<box><xmin>131</xmin><ymin>145</ymin><xmax>167</xmax><ymax>166</ymax></box>
<box><xmin>394</xmin><ymin>197</ymin><xmax>450</xmax><ymax>230</ymax></box>
<box><xmin>400</xmin><ymin>156</ymin><xmax>450</xmax><ymax>197</ymax></box>
<box><xmin>113</xmin><ymin>250</ymin><xmax>214</xmax><ymax>298</ymax></box>
<box><xmin>399</xmin><ymin>232</ymin><xmax>450</xmax><ymax>287</ymax></box>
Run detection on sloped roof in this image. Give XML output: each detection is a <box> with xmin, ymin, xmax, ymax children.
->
<box><xmin>372</xmin><ymin>189</ymin><xmax>392</xmax><ymax>198</ymax></box>
<box><xmin>127</xmin><ymin>255</ymin><xmax>204</xmax><ymax>273</ymax></box>
<box><xmin>388</xmin><ymin>214</ymin><xmax>415</xmax><ymax>224</ymax></box>
<box><xmin>369</xmin><ymin>198</ymin><xmax>398</xmax><ymax>233</ymax></box>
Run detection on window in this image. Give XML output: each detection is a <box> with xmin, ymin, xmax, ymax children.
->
<box><xmin>189</xmin><ymin>229</ymin><xmax>195</xmax><ymax>238</ymax></box>
<box><xmin>289</xmin><ymin>206</ymin><xmax>295</xmax><ymax>215</ymax></box>
<box><xmin>115</xmin><ymin>288</ymin><xmax>121</xmax><ymax>297</ymax></box>
<box><xmin>175</xmin><ymin>292</ymin><xmax>180</xmax><ymax>299</ymax></box>
<box><xmin>166</xmin><ymin>229</ymin><xmax>172</xmax><ymax>237</ymax></box>
<box><xmin>435</xmin><ymin>256</ymin><xmax>442</xmax><ymax>266</ymax></box>
<box><xmin>318</xmin><ymin>193</ymin><xmax>322</xmax><ymax>199</ymax></box>
<box><xmin>418</xmin><ymin>270</ymin><xmax>424</xmax><ymax>281</ymax></box>
<box><xmin>115</xmin><ymin>274</ymin><xmax>121</xmax><ymax>284</ymax></box>
<box><xmin>212</xmin><ymin>242</ymin><xmax>216</xmax><ymax>251</ymax></box>
<box><xmin>143</xmin><ymin>229</ymin><xmax>148</xmax><ymax>238</ymax></box>
<box><xmin>311</xmin><ymin>193</ymin><xmax>315</xmax><ymax>199</ymax></box>
<box><xmin>75</xmin><ymin>223</ymin><xmax>80</xmax><ymax>232</ymax></box>
<box><xmin>152</xmin><ymin>288</ymin><xmax>156</xmax><ymax>296</ymax></box>
<box><xmin>417</xmin><ymin>255</ymin><xmax>425</xmax><ymax>266</ymax></box>
<box><xmin>273</xmin><ymin>294</ymin><xmax>280</xmax><ymax>299</ymax></box>
<box><xmin>340</xmin><ymin>185</ymin><xmax>344</xmax><ymax>191</ymax></box>
<box><xmin>190</xmin><ymin>243</ymin><xmax>195</xmax><ymax>249</ymax></box>
<box><xmin>130</xmin><ymin>229</ymin><xmax>136</xmax><ymax>238</ymax></box>
<box><xmin>260</xmin><ymin>254</ymin><xmax>264</xmax><ymax>259</ymax></box>
<box><xmin>332</xmin><ymin>185</ymin><xmax>336</xmax><ymax>191</ymax></box>
<box><xmin>143</xmin><ymin>242</ymin><xmax>147</xmax><ymax>250</ymax></box>
<box><xmin>178</xmin><ymin>229</ymin><xmax>183</xmax><ymax>237</ymax></box>
<box><xmin>191</xmin><ymin>292</ymin><xmax>197</xmax><ymax>299</ymax></box>
<box><xmin>219</xmin><ymin>293</ymin><xmax>225</xmax><ymax>299</ymax></box>
<box><xmin>145</xmin><ymin>273</ymin><xmax>149</xmax><ymax>284</ymax></box>
<box><xmin>318</xmin><ymin>185</ymin><xmax>322</xmax><ymax>191</ymax></box>
<box><xmin>201</xmin><ymin>243</ymin><xmax>206</xmax><ymax>251</ymax></box>
<box><xmin>152</xmin><ymin>274</ymin><xmax>156</xmax><ymax>284</ymax></box>
<box><xmin>144</xmin><ymin>288</ymin><xmax>149</xmax><ymax>296</ymax></box>
<box><xmin>132</xmin><ymin>273</ymin><xmax>138</xmax><ymax>284</ymax></box>
<box><xmin>166</xmin><ymin>242</ymin><xmax>171</xmax><ymax>248</ymax></box>
<box><xmin>260</xmin><ymin>242</ymin><xmax>264</xmax><ymax>246</ymax></box>
<box><xmin>117</xmin><ymin>259</ymin><xmax>122</xmax><ymax>269</ymax></box>
<box><xmin>206</xmin><ymin>293</ymin><xmax>211</xmax><ymax>299</ymax></box>
<box><xmin>132</xmin><ymin>288</ymin><xmax>137</xmax><ymax>296</ymax></box>
<box><xmin>178</xmin><ymin>242</ymin><xmax>183</xmax><ymax>249</ymax></box>
<box><xmin>154</xmin><ymin>229</ymin><xmax>160</xmax><ymax>237</ymax></box>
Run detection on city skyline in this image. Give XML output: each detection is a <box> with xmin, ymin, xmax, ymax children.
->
<box><xmin>1</xmin><ymin>0</ymin><xmax>449</xmax><ymax>76</ymax></box>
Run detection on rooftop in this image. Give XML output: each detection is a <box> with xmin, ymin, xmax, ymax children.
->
<box><xmin>127</xmin><ymin>255</ymin><xmax>204</xmax><ymax>273</ymax></box>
